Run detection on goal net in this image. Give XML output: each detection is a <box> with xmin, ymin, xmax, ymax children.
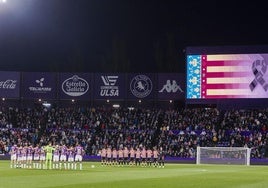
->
<box><xmin>196</xmin><ymin>147</ymin><xmax>251</xmax><ymax>166</ymax></box>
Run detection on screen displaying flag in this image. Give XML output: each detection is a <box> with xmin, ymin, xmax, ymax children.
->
<box><xmin>187</xmin><ymin>54</ymin><xmax>268</xmax><ymax>99</ymax></box>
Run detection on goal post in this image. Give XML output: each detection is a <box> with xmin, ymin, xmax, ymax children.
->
<box><xmin>196</xmin><ymin>146</ymin><xmax>251</xmax><ymax>166</ymax></box>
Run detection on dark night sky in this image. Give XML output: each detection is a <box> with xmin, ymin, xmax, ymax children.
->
<box><xmin>0</xmin><ymin>0</ymin><xmax>268</xmax><ymax>73</ymax></box>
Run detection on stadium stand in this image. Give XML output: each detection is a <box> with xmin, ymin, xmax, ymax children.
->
<box><xmin>1</xmin><ymin>106</ymin><xmax>268</xmax><ymax>161</ymax></box>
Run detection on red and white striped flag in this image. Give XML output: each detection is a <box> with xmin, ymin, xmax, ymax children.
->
<box><xmin>200</xmin><ymin>54</ymin><xmax>268</xmax><ymax>98</ymax></box>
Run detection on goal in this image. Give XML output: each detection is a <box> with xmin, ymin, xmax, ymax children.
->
<box><xmin>196</xmin><ymin>147</ymin><xmax>251</xmax><ymax>166</ymax></box>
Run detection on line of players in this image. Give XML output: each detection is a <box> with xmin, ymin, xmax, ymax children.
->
<box><xmin>100</xmin><ymin>146</ymin><xmax>165</xmax><ymax>168</ymax></box>
<box><xmin>9</xmin><ymin>142</ymin><xmax>85</xmax><ymax>170</ymax></box>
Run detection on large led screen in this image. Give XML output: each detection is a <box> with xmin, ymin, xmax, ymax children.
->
<box><xmin>187</xmin><ymin>54</ymin><xmax>268</xmax><ymax>99</ymax></box>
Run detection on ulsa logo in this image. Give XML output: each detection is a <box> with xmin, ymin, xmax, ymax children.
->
<box><xmin>62</xmin><ymin>75</ymin><xmax>89</xmax><ymax>97</ymax></box>
<box><xmin>100</xmin><ymin>76</ymin><xmax>119</xmax><ymax>96</ymax></box>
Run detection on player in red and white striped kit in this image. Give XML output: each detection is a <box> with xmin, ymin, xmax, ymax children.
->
<box><xmin>129</xmin><ymin>147</ymin><xmax>136</xmax><ymax>166</ymax></box>
<box><xmin>100</xmin><ymin>147</ymin><xmax>107</xmax><ymax>166</ymax></box>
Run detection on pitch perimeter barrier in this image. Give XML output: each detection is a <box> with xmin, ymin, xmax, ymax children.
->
<box><xmin>1</xmin><ymin>154</ymin><xmax>268</xmax><ymax>165</ymax></box>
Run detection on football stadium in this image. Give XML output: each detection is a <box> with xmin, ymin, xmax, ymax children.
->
<box><xmin>1</xmin><ymin>46</ymin><xmax>268</xmax><ymax>188</ymax></box>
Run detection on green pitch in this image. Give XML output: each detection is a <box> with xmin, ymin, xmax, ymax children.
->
<box><xmin>1</xmin><ymin>160</ymin><xmax>268</xmax><ymax>188</ymax></box>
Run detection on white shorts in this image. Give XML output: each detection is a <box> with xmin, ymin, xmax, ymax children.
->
<box><xmin>68</xmin><ymin>157</ymin><xmax>74</xmax><ymax>162</ymax></box>
<box><xmin>60</xmin><ymin>155</ymin><xmax>67</xmax><ymax>161</ymax></box>
<box><xmin>27</xmin><ymin>155</ymin><xmax>32</xmax><ymax>161</ymax></box>
<box><xmin>17</xmin><ymin>156</ymin><xmax>22</xmax><ymax>161</ymax></box>
<box><xmin>34</xmin><ymin>155</ymin><xmax>40</xmax><ymax>161</ymax></box>
<box><xmin>75</xmin><ymin>155</ymin><xmax>82</xmax><ymax>162</ymax></box>
<box><xmin>11</xmin><ymin>154</ymin><xmax>17</xmax><ymax>161</ymax></box>
<box><xmin>40</xmin><ymin>155</ymin><xmax>45</xmax><ymax>161</ymax></box>
<box><xmin>53</xmin><ymin>155</ymin><xmax>60</xmax><ymax>162</ymax></box>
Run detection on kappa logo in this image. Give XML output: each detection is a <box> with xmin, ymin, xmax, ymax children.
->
<box><xmin>101</xmin><ymin>76</ymin><xmax>118</xmax><ymax>86</ymax></box>
<box><xmin>159</xmin><ymin>80</ymin><xmax>184</xmax><ymax>93</ymax></box>
<box><xmin>130</xmin><ymin>75</ymin><xmax>152</xmax><ymax>98</ymax></box>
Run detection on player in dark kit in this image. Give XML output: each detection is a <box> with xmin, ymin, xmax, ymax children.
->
<box><xmin>158</xmin><ymin>147</ymin><xmax>165</xmax><ymax>168</ymax></box>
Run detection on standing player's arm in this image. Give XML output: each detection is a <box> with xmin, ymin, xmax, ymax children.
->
<box><xmin>82</xmin><ymin>149</ymin><xmax>84</xmax><ymax>156</ymax></box>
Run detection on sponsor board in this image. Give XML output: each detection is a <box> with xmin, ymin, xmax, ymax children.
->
<box><xmin>129</xmin><ymin>74</ymin><xmax>154</xmax><ymax>99</ymax></box>
<box><xmin>59</xmin><ymin>73</ymin><xmax>91</xmax><ymax>99</ymax></box>
<box><xmin>0</xmin><ymin>71</ymin><xmax>20</xmax><ymax>98</ymax></box>
<box><xmin>22</xmin><ymin>72</ymin><xmax>56</xmax><ymax>99</ymax></box>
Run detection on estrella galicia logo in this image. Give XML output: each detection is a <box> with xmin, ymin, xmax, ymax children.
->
<box><xmin>62</xmin><ymin>75</ymin><xmax>89</xmax><ymax>97</ymax></box>
<box><xmin>130</xmin><ymin>75</ymin><xmax>152</xmax><ymax>98</ymax></box>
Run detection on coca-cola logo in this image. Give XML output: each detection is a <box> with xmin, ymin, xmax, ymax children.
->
<box><xmin>62</xmin><ymin>75</ymin><xmax>89</xmax><ymax>97</ymax></box>
<box><xmin>0</xmin><ymin>80</ymin><xmax>17</xmax><ymax>89</ymax></box>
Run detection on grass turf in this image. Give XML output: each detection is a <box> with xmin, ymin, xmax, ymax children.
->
<box><xmin>1</xmin><ymin>160</ymin><xmax>268</xmax><ymax>188</ymax></box>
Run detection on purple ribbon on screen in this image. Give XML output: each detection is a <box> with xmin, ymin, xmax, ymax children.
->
<box><xmin>249</xmin><ymin>59</ymin><xmax>268</xmax><ymax>91</ymax></box>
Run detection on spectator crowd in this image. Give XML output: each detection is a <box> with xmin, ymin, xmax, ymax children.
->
<box><xmin>0</xmin><ymin>106</ymin><xmax>268</xmax><ymax>159</ymax></box>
